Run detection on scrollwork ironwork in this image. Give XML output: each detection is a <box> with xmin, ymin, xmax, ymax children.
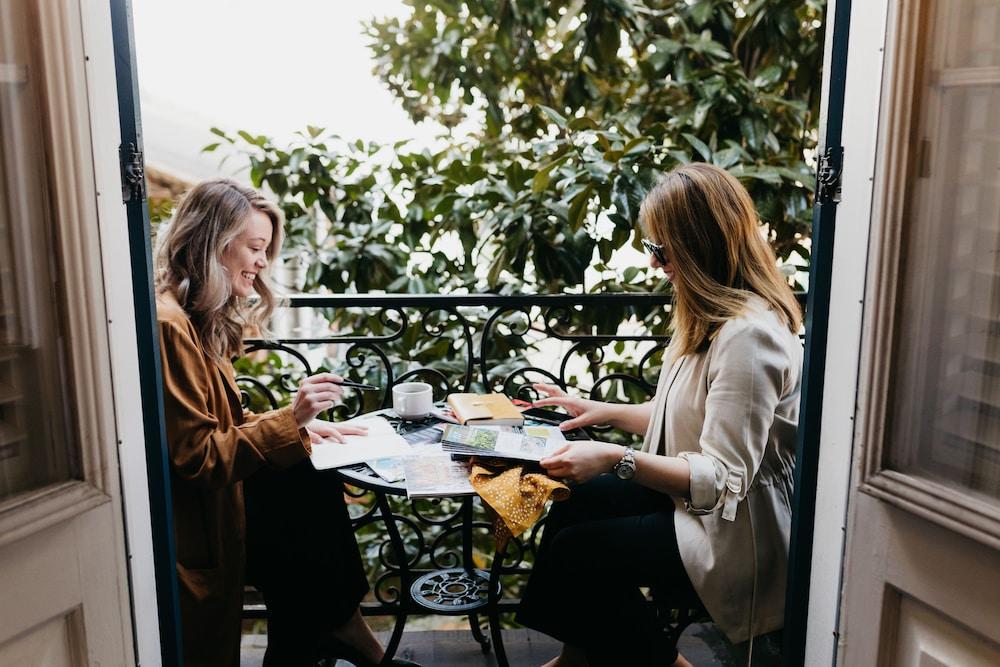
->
<box><xmin>235</xmin><ymin>293</ymin><xmax>777</xmax><ymax>634</ymax></box>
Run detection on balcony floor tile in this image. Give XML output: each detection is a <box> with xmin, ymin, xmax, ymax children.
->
<box><xmin>240</xmin><ymin>625</ymin><xmax>738</xmax><ymax>666</ymax></box>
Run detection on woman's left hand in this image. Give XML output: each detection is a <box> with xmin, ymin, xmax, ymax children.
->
<box><xmin>306</xmin><ymin>418</ymin><xmax>369</xmax><ymax>444</ymax></box>
<box><xmin>539</xmin><ymin>440</ymin><xmax>624</xmax><ymax>484</ymax></box>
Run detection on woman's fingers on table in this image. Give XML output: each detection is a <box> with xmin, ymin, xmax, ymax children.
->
<box><xmin>556</xmin><ymin>415</ymin><xmax>592</xmax><ymax>431</ymax></box>
<box><xmin>541</xmin><ymin>441</ymin><xmax>614</xmax><ymax>484</ymax></box>
<box><xmin>308</xmin><ymin>419</ymin><xmax>368</xmax><ymax>441</ymax></box>
<box><xmin>531</xmin><ymin>395</ymin><xmax>586</xmax><ymax>427</ymax></box>
<box><xmin>334</xmin><ymin>424</ymin><xmax>368</xmax><ymax>436</ymax></box>
<box><xmin>539</xmin><ymin>445</ymin><xmax>571</xmax><ymax>469</ymax></box>
<box><xmin>532</xmin><ymin>382</ymin><xmax>567</xmax><ymax>398</ymax></box>
<box><xmin>547</xmin><ymin>443</ymin><xmax>572</xmax><ymax>458</ymax></box>
<box><xmin>531</xmin><ymin>395</ymin><xmax>571</xmax><ymax>409</ymax></box>
<box><xmin>308</xmin><ymin>419</ymin><xmax>368</xmax><ymax>437</ymax></box>
<box><xmin>531</xmin><ymin>404</ymin><xmax>592</xmax><ymax>431</ymax></box>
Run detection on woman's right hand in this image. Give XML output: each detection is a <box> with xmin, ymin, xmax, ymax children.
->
<box><xmin>531</xmin><ymin>383</ymin><xmax>612</xmax><ymax>431</ymax></box>
<box><xmin>292</xmin><ymin>373</ymin><xmax>346</xmax><ymax>428</ymax></box>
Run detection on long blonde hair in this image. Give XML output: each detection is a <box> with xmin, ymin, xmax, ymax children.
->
<box><xmin>155</xmin><ymin>179</ymin><xmax>283</xmax><ymax>362</ymax></box>
<box><xmin>639</xmin><ymin>162</ymin><xmax>801</xmax><ymax>358</ymax></box>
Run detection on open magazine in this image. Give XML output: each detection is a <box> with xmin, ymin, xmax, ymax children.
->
<box><xmin>439</xmin><ymin>423</ymin><xmax>565</xmax><ymax>462</ymax></box>
<box><xmin>401</xmin><ymin>454</ymin><xmax>474</xmax><ymax>498</ymax></box>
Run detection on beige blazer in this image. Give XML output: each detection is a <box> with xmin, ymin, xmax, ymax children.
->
<box><xmin>157</xmin><ymin>291</ymin><xmax>311</xmax><ymax>666</ymax></box>
<box><xmin>641</xmin><ymin>295</ymin><xmax>802</xmax><ymax>643</ymax></box>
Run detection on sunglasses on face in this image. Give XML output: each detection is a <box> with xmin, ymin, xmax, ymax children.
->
<box><xmin>641</xmin><ymin>238</ymin><xmax>668</xmax><ymax>265</ymax></box>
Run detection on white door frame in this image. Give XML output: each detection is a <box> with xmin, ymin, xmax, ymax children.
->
<box><xmin>808</xmin><ymin>0</ymin><xmax>1000</xmax><ymax>663</ymax></box>
<box><xmin>802</xmin><ymin>0</ymin><xmax>893</xmax><ymax>664</ymax></box>
<box><xmin>83</xmin><ymin>0</ymin><xmax>166</xmax><ymax>664</ymax></box>
<box><xmin>0</xmin><ymin>0</ymin><xmax>157</xmax><ymax>663</ymax></box>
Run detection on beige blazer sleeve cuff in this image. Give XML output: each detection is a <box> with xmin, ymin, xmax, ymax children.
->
<box><xmin>678</xmin><ymin>451</ymin><xmax>726</xmax><ymax>514</ymax></box>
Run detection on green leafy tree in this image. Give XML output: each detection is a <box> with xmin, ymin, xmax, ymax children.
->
<box><xmin>208</xmin><ymin>0</ymin><xmax>822</xmax><ymax>404</ymax></box>
<box><xmin>200</xmin><ymin>1</ymin><xmax>824</xmax><ymax>604</ymax></box>
<box><xmin>366</xmin><ymin>0</ymin><xmax>824</xmax><ymax>288</ymax></box>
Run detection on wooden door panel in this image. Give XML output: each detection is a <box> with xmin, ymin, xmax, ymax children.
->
<box><xmin>0</xmin><ymin>611</ymin><xmax>84</xmax><ymax>667</ymax></box>
<box><xmin>0</xmin><ymin>0</ymin><xmax>134</xmax><ymax>662</ymax></box>
<box><xmin>891</xmin><ymin>596</ymin><xmax>1000</xmax><ymax>666</ymax></box>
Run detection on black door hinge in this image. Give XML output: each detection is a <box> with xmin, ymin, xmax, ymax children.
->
<box><xmin>816</xmin><ymin>145</ymin><xmax>844</xmax><ymax>206</ymax></box>
<box><xmin>120</xmin><ymin>142</ymin><xmax>146</xmax><ymax>204</ymax></box>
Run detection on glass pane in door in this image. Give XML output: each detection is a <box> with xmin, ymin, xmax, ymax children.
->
<box><xmin>883</xmin><ymin>0</ymin><xmax>1000</xmax><ymax>502</ymax></box>
<box><xmin>0</xmin><ymin>0</ymin><xmax>79</xmax><ymax>501</ymax></box>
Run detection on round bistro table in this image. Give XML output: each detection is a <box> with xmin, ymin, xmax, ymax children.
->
<box><xmin>333</xmin><ymin>409</ymin><xmax>524</xmax><ymax>666</ymax></box>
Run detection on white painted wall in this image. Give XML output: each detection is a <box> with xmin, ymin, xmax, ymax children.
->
<box><xmin>804</xmin><ymin>0</ymin><xmax>891</xmax><ymax>664</ymax></box>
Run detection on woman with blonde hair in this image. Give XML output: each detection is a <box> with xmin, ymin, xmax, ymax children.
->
<box><xmin>155</xmin><ymin>179</ymin><xmax>418</xmax><ymax>666</ymax></box>
<box><xmin>517</xmin><ymin>163</ymin><xmax>803</xmax><ymax>666</ymax></box>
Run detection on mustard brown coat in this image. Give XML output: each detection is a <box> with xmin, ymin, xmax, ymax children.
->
<box><xmin>157</xmin><ymin>292</ymin><xmax>310</xmax><ymax>667</ymax></box>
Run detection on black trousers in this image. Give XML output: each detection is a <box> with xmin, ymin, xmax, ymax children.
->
<box><xmin>517</xmin><ymin>475</ymin><xmax>702</xmax><ymax>666</ymax></box>
<box><xmin>245</xmin><ymin>460</ymin><xmax>370</xmax><ymax>667</ymax></box>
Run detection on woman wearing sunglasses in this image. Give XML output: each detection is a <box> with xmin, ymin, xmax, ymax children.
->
<box><xmin>517</xmin><ymin>162</ymin><xmax>803</xmax><ymax>667</ymax></box>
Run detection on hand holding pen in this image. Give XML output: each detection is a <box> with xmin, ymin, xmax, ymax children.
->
<box><xmin>331</xmin><ymin>378</ymin><xmax>380</xmax><ymax>391</ymax></box>
<box><xmin>291</xmin><ymin>372</ymin><xmax>380</xmax><ymax>427</ymax></box>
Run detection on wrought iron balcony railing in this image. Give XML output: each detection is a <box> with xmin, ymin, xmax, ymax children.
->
<box><xmin>239</xmin><ymin>293</ymin><xmax>678</xmax><ymax>417</ymax></box>
<box><xmin>236</xmin><ymin>291</ymin><xmax>804</xmax><ymax>648</ymax></box>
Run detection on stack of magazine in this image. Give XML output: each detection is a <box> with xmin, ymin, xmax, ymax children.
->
<box><xmin>439</xmin><ymin>423</ymin><xmax>565</xmax><ymax>462</ymax></box>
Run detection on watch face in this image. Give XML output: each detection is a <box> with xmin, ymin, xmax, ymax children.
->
<box><xmin>615</xmin><ymin>463</ymin><xmax>635</xmax><ymax>480</ymax></box>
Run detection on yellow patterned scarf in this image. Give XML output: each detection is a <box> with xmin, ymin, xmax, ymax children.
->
<box><xmin>469</xmin><ymin>461</ymin><xmax>571</xmax><ymax>549</ymax></box>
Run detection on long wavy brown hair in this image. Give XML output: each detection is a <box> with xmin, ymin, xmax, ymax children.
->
<box><xmin>639</xmin><ymin>162</ymin><xmax>801</xmax><ymax>358</ymax></box>
<box><xmin>155</xmin><ymin>179</ymin><xmax>283</xmax><ymax>362</ymax></box>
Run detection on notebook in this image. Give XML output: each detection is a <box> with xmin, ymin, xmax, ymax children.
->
<box><xmin>446</xmin><ymin>393</ymin><xmax>524</xmax><ymax>426</ymax></box>
<box><xmin>309</xmin><ymin>416</ymin><xmax>410</xmax><ymax>470</ymax></box>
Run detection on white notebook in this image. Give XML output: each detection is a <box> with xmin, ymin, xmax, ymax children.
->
<box><xmin>309</xmin><ymin>416</ymin><xmax>410</xmax><ymax>470</ymax></box>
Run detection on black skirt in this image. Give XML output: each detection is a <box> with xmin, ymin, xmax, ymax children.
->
<box><xmin>517</xmin><ymin>474</ymin><xmax>703</xmax><ymax>666</ymax></box>
<box><xmin>244</xmin><ymin>459</ymin><xmax>370</xmax><ymax>664</ymax></box>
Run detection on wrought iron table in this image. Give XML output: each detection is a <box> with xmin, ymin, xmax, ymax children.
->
<box><xmin>335</xmin><ymin>409</ymin><xmax>543</xmax><ymax>667</ymax></box>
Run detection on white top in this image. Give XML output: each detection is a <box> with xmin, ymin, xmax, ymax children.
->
<box><xmin>641</xmin><ymin>295</ymin><xmax>803</xmax><ymax>642</ymax></box>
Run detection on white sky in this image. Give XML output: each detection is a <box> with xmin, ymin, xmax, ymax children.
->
<box><xmin>132</xmin><ymin>1</ymin><xmax>655</xmax><ymax>288</ymax></box>
<box><xmin>133</xmin><ymin>1</ymin><xmax>441</xmax><ymax>180</ymax></box>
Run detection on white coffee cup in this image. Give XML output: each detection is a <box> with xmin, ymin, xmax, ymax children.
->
<box><xmin>392</xmin><ymin>382</ymin><xmax>433</xmax><ymax>420</ymax></box>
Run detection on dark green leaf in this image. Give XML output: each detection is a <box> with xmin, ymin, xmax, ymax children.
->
<box><xmin>537</xmin><ymin>105</ymin><xmax>568</xmax><ymax>129</ymax></box>
<box><xmin>682</xmin><ymin>133</ymin><xmax>712</xmax><ymax>162</ymax></box>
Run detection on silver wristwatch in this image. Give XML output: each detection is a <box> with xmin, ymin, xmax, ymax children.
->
<box><xmin>613</xmin><ymin>446</ymin><xmax>636</xmax><ymax>480</ymax></box>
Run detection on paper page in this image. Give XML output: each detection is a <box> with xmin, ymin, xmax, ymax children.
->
<box><xmin>402</xmin><ymin>454</ymin><xmax>473</xmax><ymax>498</ymax></box>
<box><xmin>476</xmin><ymin>425</ymin><xmax>565</xmax><ymax>457</ymax></box>
<box><xmin>492</xmin><ymin>431</ymin><xmax>554</xmax><ymax>460</ymax></box>
<box><xmin>365</xmin><ymin>457</ymin><xmax>406</xmax><ymax>483</ymax></box>
<box><xmin>309</xmin><ymin>416</ymin><xmax>411</xmax><ymax>470</ymax></box>
<box><xmin>441</xmin><ymin>424</ymin><xmax>563</xmax><ymax>461</ymax></box>
<box><xmin>522</xmin><ymin>424</ymin><xmax>566</xmax><ymax>441</ymax></box>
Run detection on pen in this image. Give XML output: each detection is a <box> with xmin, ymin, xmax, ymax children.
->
<box><xmin>333</xmin><ymin>380</ymin><xmax>381</xmax><ymax>391</ymax></box>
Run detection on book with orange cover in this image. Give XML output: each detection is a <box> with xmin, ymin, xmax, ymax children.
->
<box><xmin>446</xmin><ymin>393</ymin><xmax>524</xmax><ymax>426</ymax></box>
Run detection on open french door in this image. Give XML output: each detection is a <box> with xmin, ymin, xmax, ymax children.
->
<box><xmin>0</xmin><ymin>0</ymin><xmax>173</xmax><ymax>664</ymax></box>
<box><xmin>840</xmin><ymin>0</ymin><xmax>1000</xmax><ymax>661</ymax></box>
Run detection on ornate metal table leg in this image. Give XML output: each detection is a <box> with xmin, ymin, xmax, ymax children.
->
<box><xmin>376</xmin><ymin>491</ymin><xmax>411</xmax><ymax>660</ymax></box>
<box><xmin>460</xmin><ymin>497</ymin><xmax>493</xmax><ymax>653</ymax></box>
<box><xmin>487</xmin><ymin>536</ymin><xmax>510</xmax><ymax>667</ymax></box>
<box><xmin>468</xmin><ymin>612</ymin><xmax>491</xmax><ymax>654</ymax></box>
